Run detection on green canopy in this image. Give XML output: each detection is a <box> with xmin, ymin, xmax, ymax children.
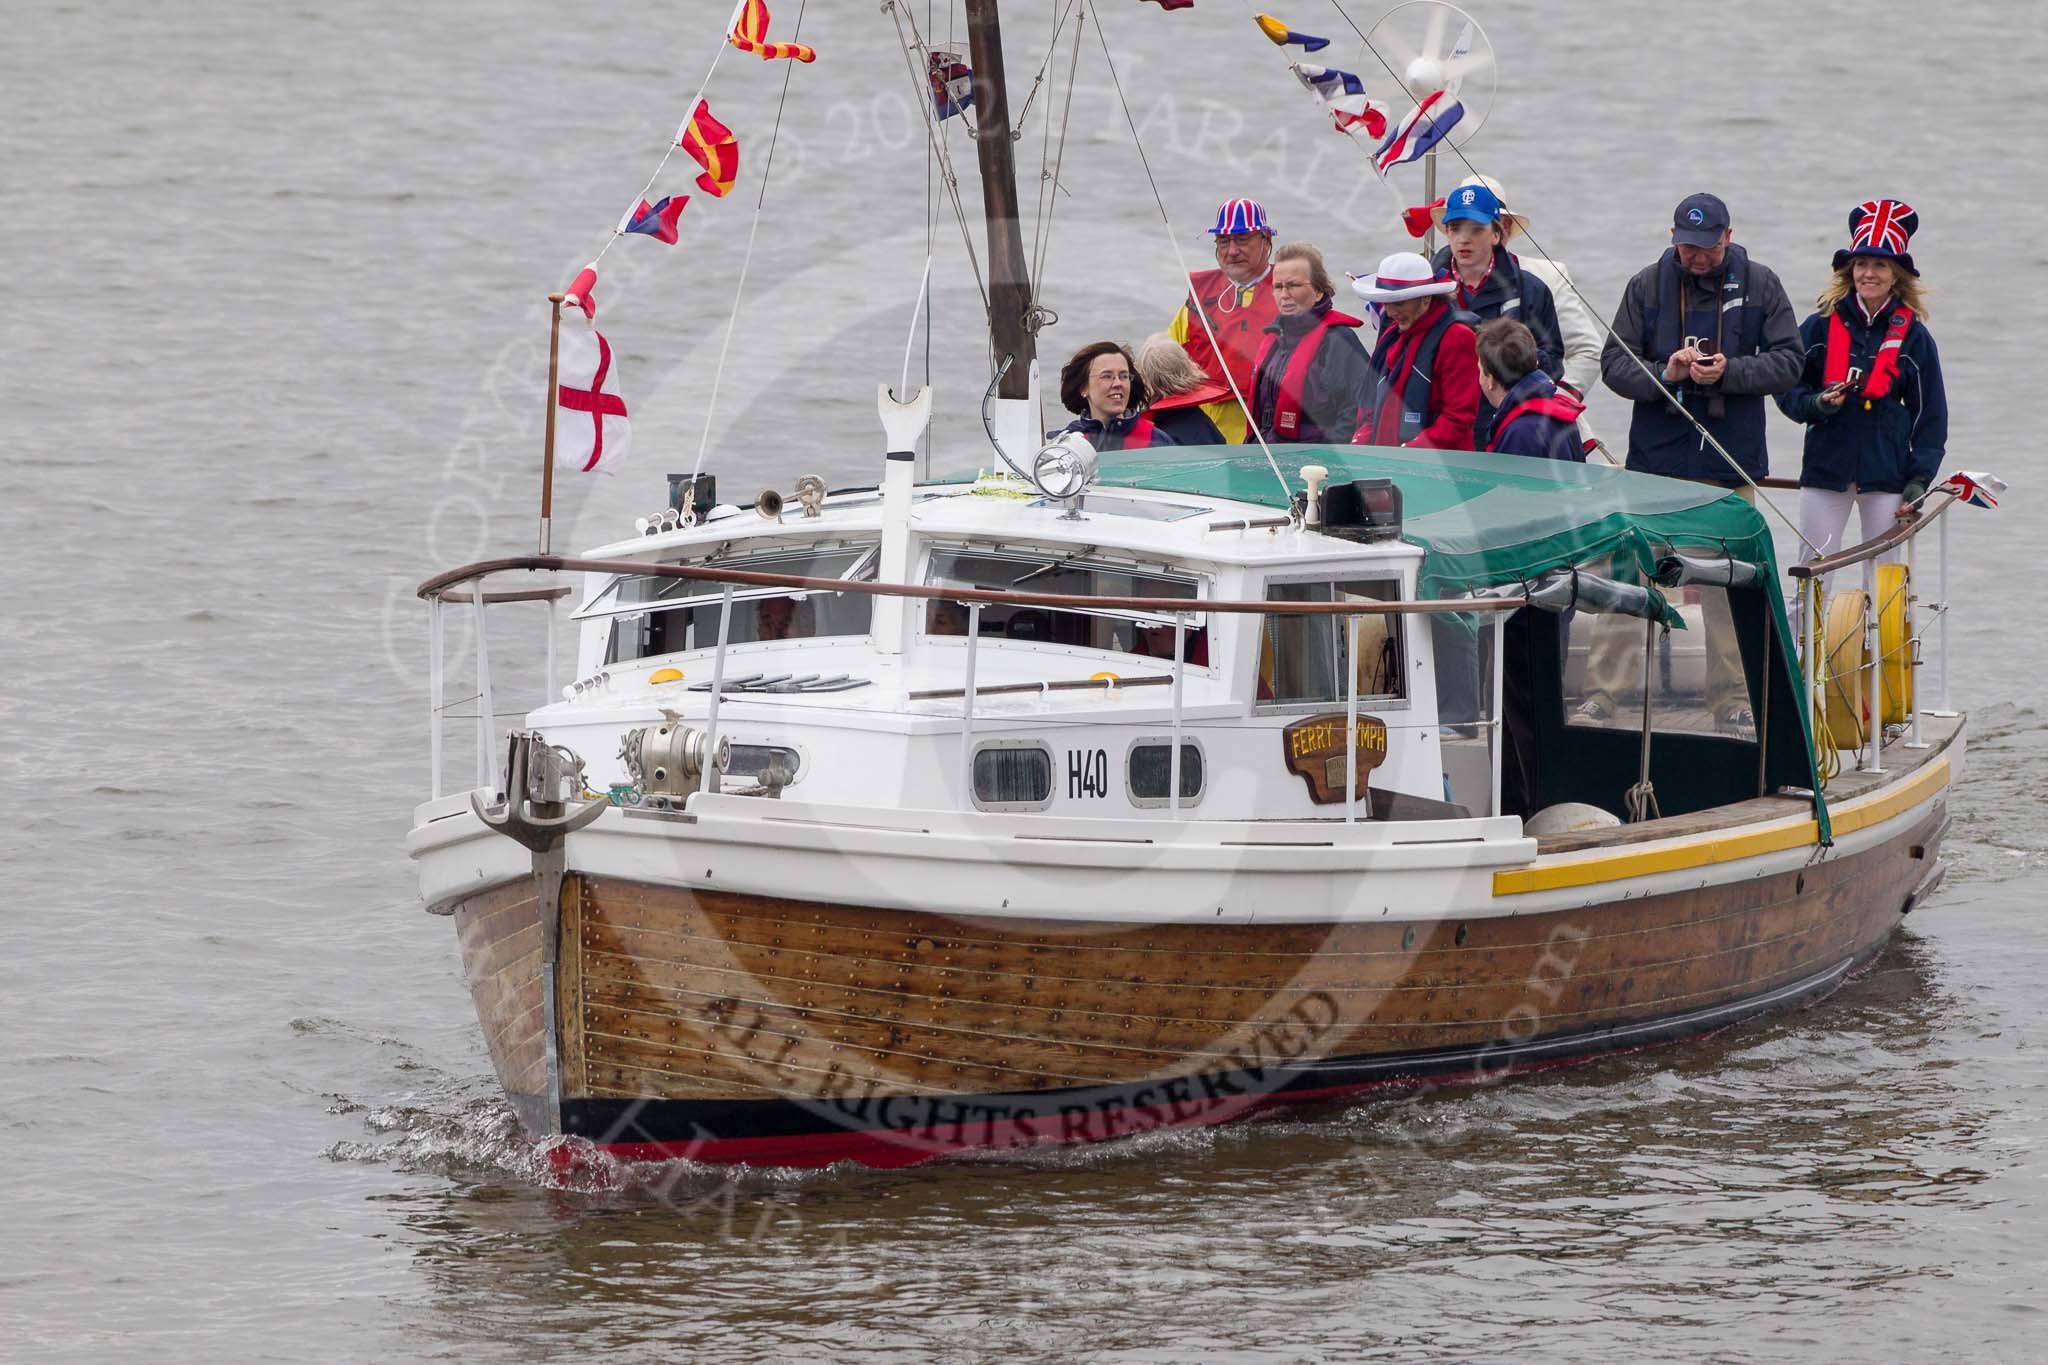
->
<box><xmin>1091</xmin><ymin>444</ymin><xmax>1765</xmax><ymax>605</ymax></box>
<box><xmin>1086</xmin><ymin>444</ymin><xmax>1829</xmax><ymax>837</ymax></box>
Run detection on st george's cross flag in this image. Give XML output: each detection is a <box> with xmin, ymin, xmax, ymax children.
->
<box><xmin>556</xmin><ymin>317</ymin><xmax>630</xmax><ymax>473</ymax></box>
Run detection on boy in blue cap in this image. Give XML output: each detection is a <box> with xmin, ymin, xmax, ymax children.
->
<box><xmin>1429</xmin><ymin>181</ymin><xmax>1565</xmax><ymax>447</ymax></box>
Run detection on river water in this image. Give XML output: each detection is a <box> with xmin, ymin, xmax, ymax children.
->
<box><xmin>5</xmin><ymin>0</ymin><xmax>2044</xmax><ymax>1359</ymax></box>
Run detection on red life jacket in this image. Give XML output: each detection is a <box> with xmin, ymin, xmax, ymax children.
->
<box><xmin>1181</xmin><ymin>267</ymin><xmax>1280</xmax><ymax>401</ymax></box>
<box><xmin>1487</xmin><ymin>391</ymin><xmax>1589</xmax><ymax>454</ymax></box>
<box><xmin>1118</xmin><ymin>415</ymin><xmax>1157</xmax><ymax>450</ymax></box>
<box><xmin>1253</xmin><ymin>309</ymin><xmax>1364</xmax><ymax>438</ymax></box>
<box><xmin>1825</xmin><ymin>301</ymin><xmax>1914</xmax><ymax>400</ymax></box>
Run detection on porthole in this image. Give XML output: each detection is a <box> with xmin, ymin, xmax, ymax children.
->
<box><xmin>971</xmin><ymin>741</ymin><xmax>1054</xmax><ymax>812</ymax></box>
<box><xmin>1125</xmin><ymin>738</ymin><xmax>1206</xmax><ymax>809</ymax></box>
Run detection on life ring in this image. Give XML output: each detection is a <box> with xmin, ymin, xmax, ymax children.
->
<box><xmin>1820</xmin><ymin>563</ymin><xmax>1913</xmax><ymax>749</ymax></box>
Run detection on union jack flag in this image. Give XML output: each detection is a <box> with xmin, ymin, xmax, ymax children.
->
<box><xmin>1851</xmin><ymin>198</ymin><xmax>1914</xmax><ymax>256</ymax></box>
<box><xmin>1938</xmin><ymin>470</ymin><xmax>2006</xmax><ymax>509</ymax></box>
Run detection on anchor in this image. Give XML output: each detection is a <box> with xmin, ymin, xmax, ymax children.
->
<box><xmin>471</xmin><ymin>730</ymin><xmax>610</xmax><ymax>852</ymax></box>
<box><xmin>472</xmin><ymin>731</ymin><xmax>609</xmax><ymax>1134</ymax></box>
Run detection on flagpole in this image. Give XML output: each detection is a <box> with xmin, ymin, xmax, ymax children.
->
<box><xmin>1422</xmin><ymin>149</ymin><xmax>1439</xmax><ymax>256</ymax></box>
<box><xmin>540</xmin><ymin>293</ymin><xmax>563</xmax><ymax>556</ymax></box>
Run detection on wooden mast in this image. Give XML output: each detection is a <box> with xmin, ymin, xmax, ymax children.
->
<box><xmin>964</xmin><ymin>0</ymin><xmax>1035</xmax><ymax>400</ymax></box>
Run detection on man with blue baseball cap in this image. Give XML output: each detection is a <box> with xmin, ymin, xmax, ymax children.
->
<box><xmin>1429</xmin><ymin>180</ymin><xmax>1565</xmax><ymax>447</ymax></box>
<box><xmin>1168</xmin><ymin>197</ymin><xmax>1281</xmax><ymax>443</ymax></box>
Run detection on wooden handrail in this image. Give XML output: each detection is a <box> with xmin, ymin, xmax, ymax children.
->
<box><xmin>417</xmin><ymin>555</ymin><xmax>1530</xmax><ymax>619</ymax></box>
<box><xmin>1786</xmin><ymin>488</ymin><xmax>1958</xmax><ymax>579</ymax></box>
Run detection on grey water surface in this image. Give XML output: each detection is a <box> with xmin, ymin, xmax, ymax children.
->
<box><xmin>4</xmin><ymin>0</ymin><xmax>2045</xmax><ymax>1360</ymax></box>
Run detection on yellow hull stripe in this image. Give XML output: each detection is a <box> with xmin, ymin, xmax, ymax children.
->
<box><xmin>1492</xmin><ymin>758</ymin><xmax>1950</xmax><ymax>896</ymax></box>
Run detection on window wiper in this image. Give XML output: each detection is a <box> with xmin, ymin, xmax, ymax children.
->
<box><xmin>1010</xmin><ymin>548</ymin><xmax>1093</xmax><ymax>587</ymax></box>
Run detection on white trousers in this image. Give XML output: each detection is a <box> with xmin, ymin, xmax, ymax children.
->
<box><xmin>1794</xmin><ymin>485</ymin><xmax>1903</xmax><ymax>634</ymax></box>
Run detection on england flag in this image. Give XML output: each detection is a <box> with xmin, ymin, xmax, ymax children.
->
<box><xmin>557</xmin><ymin>318</ymin><xmax>630</xmax><ymax>473</ymax></box>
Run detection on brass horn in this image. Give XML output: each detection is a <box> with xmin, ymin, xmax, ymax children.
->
<box><xmin>754</xmin><ymin>488</ymin><xmax>784</xmax><ymax>520</ymax></box>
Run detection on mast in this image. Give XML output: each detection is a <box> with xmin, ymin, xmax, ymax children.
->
<box><xmin>965</xmin><ymin>0</ymin><xmax>1034</xmax><ymax>400</ymax></box>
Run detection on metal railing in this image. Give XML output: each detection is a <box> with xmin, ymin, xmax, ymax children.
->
<box><xmin>1786</xmin><ymin>486</ymin><xmax>1960</xmax><ymax>778</ymax></box>
<box><xmin>418</xmin><ymin>555</ymin><xmax>1531</xmax><ymax>820</ymax></box>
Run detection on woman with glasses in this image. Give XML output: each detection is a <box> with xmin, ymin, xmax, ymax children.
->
<box><xmin>1051</xmin><ymin>341</ymin><xmax>1180</xmax><ymax>451</ymax></box>
<box><xmin>1247</xmin><ymin>241</ymin><xmax>1371</xmax><ymax>446</ymax></box>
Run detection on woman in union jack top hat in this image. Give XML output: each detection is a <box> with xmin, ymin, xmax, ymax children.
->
<box><xmin>1776</xmin><ymin>199</ymin><xmax>1949</xmax><ymax>586</ymax></box>
<box><xmin>1166</xmin><ymin>197</ymin><xmax>1281</xmax><ymax>443</ymax></box>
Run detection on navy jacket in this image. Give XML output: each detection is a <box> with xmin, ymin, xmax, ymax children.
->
<box><xmin>1053</xmin><ymin>412</ymin><xmax>1181</xmax><ymax>452</ymax></box>
<box><xmin>1600</xmin><ymin>244</ymin><xmax>1802</xmax><ymax>482</ymax></box>
<box><xmin>1488</xmin><ymin>372</ymin><xmax>1586</xmax><ymax>462</ymax></box>
<box><xmin>1431</xmin><ymin>244</ymin><xmax>1565</xmax><ymax>444</ymax></box>
<box><xmin>1147</xmin><ymin>402</ymin><xmax>1225</xmax><ymax>446</ymax></box>
<box><xmin>1776</xmin><ymin>298</ymin><xmax>1947</xmax><ymax>495</ymax></box>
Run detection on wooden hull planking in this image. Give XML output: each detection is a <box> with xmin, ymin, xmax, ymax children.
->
<box><xmin>447</xmin><ymin>800</ymin><xmax>1945</xmax><ymax>1168</ymax></box>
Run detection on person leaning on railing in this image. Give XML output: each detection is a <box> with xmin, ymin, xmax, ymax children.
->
<box><xmin>1775</xmin><ymin>199</ymin><xmax>1948</xmax><ymax>598</ymax></box>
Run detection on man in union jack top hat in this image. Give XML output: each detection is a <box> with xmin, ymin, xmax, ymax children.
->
<box><xmin>1167</xmin><ymin>198</ymin><xmax>1282</xmax><ymax>443</ymax></box>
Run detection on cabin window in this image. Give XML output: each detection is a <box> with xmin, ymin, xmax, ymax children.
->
<box><xmin>971</xmin><ymin>741</ymin><xmax>1054</xmax><ymax>811</ymax></box>
<box><xmin>1257</xmin><ymin>579</ymin><xmax>1406</xmax><ymax>708</ymax></box>
<box><xmin>924</xmin><ymin>549</ymin><xmax>1208</xmax><ymax>662</ymax></box>
<box><xmin>593</xmin><ymin>546</ymin><xmax>876</xmax><ymax>664</ymax></box>
<box><xmin>1126</xmin><ymin>739</ymin><xmax>1205</xmax><ymax>808</ymax></box>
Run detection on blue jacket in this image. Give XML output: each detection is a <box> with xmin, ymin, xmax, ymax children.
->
<box><xmin>1147</xmin><ymin>402</ymin><xmax>1225</xmax><ymax>446</ymax></box>
<box><xmin>1053</xmin><ymin>412</ymin><xmax>1181</xmax><ymax>452</ymax></box>
<box><xmin>1776</xmin><ymin>298</ymin><xmax>1947</xmax><ymax>495</ymax></box>
<box><xmin>1487</xmin><ymin>372</ymin><xmax>1586</xmax><ymax>462</ymax></box>
<box><xmin>1431</xmin><ymin>243</ymin><xmax>1565</xmax><ymax>445</ymax></box>
<box><xmin>1599</xmin><ymin>244</ymin><xmax>1803</xmax><ymax>483</ymax></box>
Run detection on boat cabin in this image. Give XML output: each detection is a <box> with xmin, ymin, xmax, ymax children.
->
<box><xmin>538</xmin><ymin>447</ymin><xmax>1821</xmax><ymax>835</ymax></box>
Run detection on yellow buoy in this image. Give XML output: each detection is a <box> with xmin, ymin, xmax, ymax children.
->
<box><xmin>1819</xmin><ymin>563</ymin><xmax>1913</xmax><ymax>749</ymax></box>
<box><xmin>648</xmin><ymin>667</ymin><xmax>685</xmax><ymax>685</ymax></box>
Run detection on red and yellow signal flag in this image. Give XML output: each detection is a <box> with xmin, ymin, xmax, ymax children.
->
<box><xmin>728</xmin><ymin>0</ymin><xmax>816</xmax><ymax>63</ymax></box>
<box><xmin>676</xmin><ymin>101</ymin><xmax>739</xmax><ymax>198</ymax></box>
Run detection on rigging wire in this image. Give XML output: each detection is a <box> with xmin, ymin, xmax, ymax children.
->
<box><xmin>1086</xmin><ymin>3</ymin><xmax>1294</xmax><ymax>503</ymax></box>
<box><xmin>1012</xmin><ymin>0</ymin><xmax>1082</xmax><ymax>134</ymax></box>
<box><xmin>884</xmin><ymin>0</ymin><xmax>993</xmax><ymax>317</ymax></box>
<box><xmin>690</xmin><ymin>0</ymin><xmax>808</xmax><ymax>484</ymax></box>
<box><xmin>1319</xmin><ymin>0</ymin><xmax>1823</xmax><ymax>559</ymax></box>
<box><xmin>1029</xmin><ymin>0</ymin><xmax>1085</xmax><ymax>315</ymax></box>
